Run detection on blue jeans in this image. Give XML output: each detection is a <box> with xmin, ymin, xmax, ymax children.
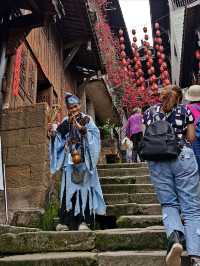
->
<box><xmin>148</xmin><ymin>146</ymin><xmax>200</xmax><ymax>256</ymax></box>
<box><xmin>192</xmin><ymin>139</ymin><xmax>200</xmax><ymax>174</ymax></box>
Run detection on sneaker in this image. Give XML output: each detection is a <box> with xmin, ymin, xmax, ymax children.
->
<box><xmin>191</xmin><ymin>257</ymin><xmax>200</xmax><ymax>266</ymax></box>
<box><xmin>78</xmin><ymin>222</ymin><xmax>90</xmax><ymax>231</ymax></box>
<box><xmin>56</xmin><ymin>224</ymin><xmax>69</xmax><ymax>231</ymax></box>
<box><xmin>166</xmin><ymin>230</ymin><xmax>184</xmax><ymax>266</ymax></box>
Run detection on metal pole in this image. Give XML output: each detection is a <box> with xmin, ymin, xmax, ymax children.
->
<box><xmin>3</xmin><ymin>163</ymin><xmax>8</xmax><ymax>224</ymax></box>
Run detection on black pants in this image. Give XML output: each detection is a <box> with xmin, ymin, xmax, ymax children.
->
<box><xmin>60</xmin><ymin>185</ymin><xmax>94</xmax><ymax>230</ymax></box>
<box><xmin>130</xmin><ymin>132</ymin><xmax>143</xmax><ymax>162</ymax></box>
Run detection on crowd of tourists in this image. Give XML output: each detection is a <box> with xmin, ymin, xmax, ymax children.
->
<box><xmin>48</xmin><ymin>85</ymin><xmax>200</xmax><ymax>266</ymax></box>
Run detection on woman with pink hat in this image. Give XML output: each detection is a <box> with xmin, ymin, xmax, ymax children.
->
<box><xmin>186</xmin><ymin>85</ymin><xmax>200</xmax><ymax>173</ymax></box>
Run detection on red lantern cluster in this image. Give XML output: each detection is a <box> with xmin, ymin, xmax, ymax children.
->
<box><xmin>154</xmin><ymin>22</ymin><xmax>171</xmax><ymax>87</ymax></box>
<box><xmin>143</xmin><ymin>27</ymin><xmax>158</xmax><ymax>95</ymax></box>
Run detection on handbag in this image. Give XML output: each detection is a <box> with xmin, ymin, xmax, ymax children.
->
<box><xmin>139</xmin><ymin>107</ymin><xmax>181</xmax><ymax>161</ymax></box>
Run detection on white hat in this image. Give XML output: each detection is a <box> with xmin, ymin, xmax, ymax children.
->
<box><xmin>185</xmin><ymin>85</ymin><xmax>200</xmax><ymax>102</ymax></box>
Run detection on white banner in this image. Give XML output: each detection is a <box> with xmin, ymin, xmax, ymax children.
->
<box><xmin>0</xmin><ymin>137</ymin><xmax>4</xmax><ymax>190</ymax></box>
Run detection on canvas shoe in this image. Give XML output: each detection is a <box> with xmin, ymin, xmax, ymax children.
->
<box><xmin>56</xmin><ymin>223</ymin><xmax>69</xmax><ymax>231</ymax></box>
<box><xmin>78</xmin><ymin>222</ymin><xmax>90</xmax><ymax>231</ymax></box>
<box><xmin>166</xmin><ymin>230</ymin><xmax>184</xmax><ymax>266</ymax></box>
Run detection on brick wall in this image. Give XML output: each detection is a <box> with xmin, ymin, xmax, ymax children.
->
<box><xmin>0</xmin><ymin>103</ymin><xmax>50</xmax><ymax>224</ymax></box>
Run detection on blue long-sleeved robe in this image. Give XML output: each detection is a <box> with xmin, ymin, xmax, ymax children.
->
<box><xmin>49</xmin><ymin>114</ymin><xmax>106</xmax><ymax>217</ymax></box>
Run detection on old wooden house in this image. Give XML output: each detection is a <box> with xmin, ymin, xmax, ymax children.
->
<box><xmin>0</xmin><ymin>0</ymin><xmax>129</xmax><ymax>225</ymax></box>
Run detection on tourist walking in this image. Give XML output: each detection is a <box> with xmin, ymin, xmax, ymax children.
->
<box><xmin>185</xmin><ymin>84</ymin><xmax>200</xmax><ymax>174</ymax></box>
<box><xmin>49</xmin><ymin>93</ymin><xmax>106</xmax><ymax>231</ymax></box>
<box><xmin>142</xmin><ymin>85</ymin><xmax>200</xmax><ymax>266</ymax></box>
<box><xmin>126</xmin><ymin>107</ymin><xmax>143</xmax><ymax>162</ymax></box>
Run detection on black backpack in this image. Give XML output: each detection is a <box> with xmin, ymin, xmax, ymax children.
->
<box><xmin>139</xmin><ymin>108</ymin><xmax>181</xmax><ymax>161</ymax></box>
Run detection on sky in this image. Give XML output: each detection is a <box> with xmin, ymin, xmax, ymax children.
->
<box><xmin>119</xmin><ymin>0</ymin><xmax>153</xmax><ymax>45</ymax></box>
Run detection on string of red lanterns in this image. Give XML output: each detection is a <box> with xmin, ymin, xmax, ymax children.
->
<box><xmin>142</xmin><ymin>27</ymin><xmax>158</xmax><ymax>96</ymax></box>
<box><xmin>154</xmin><ymin>22</ymin><xmax>171</xmax><ymax>87</ymax></box>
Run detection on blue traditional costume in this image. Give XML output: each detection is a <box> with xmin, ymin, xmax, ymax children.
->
<box><xmin>49</xmin><ymin>93</ymin><xmax>106</xmax><ymax>230</ymax></box>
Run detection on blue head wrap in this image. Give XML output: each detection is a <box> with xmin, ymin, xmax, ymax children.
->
<box><xmin>64</xmin><ymin>92</ymin><xmax>80</xmax><ymax>106</ymax></box>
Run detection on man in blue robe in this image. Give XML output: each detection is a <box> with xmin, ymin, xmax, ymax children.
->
<box><xmin>49</xmin><ymin>93</ymin><xmax>106</xmax><ymax>230</ymax></box>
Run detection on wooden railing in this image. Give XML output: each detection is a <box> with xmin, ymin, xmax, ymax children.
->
<box><xmin>170</xmin><ymin>0</ymin><xmax>199</xmax><ymax>9</ymax></box>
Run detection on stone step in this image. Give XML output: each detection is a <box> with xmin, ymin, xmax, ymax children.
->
<box><xmin>130</xmin><ymin>193</ymin><xmax>158</xmax><ymax>204</ymax></box>
<box><xmin>97</xmin><ymin>163</ymin><xmax>147</xmax><ymax>169</ymax></box>
<box><xmin>0</xmin><ymin>224</ymin><xmax>40</xmax><ymax>235</ymax></box>
<box><xmin>107</xmin><ymin>203</ymin><xmax>161</xmax><ymax>216</ymax></box>
<box><xmin>102</xmin><ymin>184</ymin><xmax>154</xmax><ymax>194</ymax></box>
<box><xmin>0</xmin><ymin>251</ymin><xmax>190</xmax><ymax>266</ymax></box>
<box><xmin>104</xmin><ymin>194</ymin><xmax>129</xmax><ymax>205</ymax></box>
<box><xmin>98</xmin><ymin>167</ymin><xmax>149</xmax><ymax>177</ymax></box>
<box><xmin>0</xmin><ymin>252</ymin><xmax>97</xmax><ymax>266</ymax></box>
<box><xmin>116</xmin><ymin>215</ymin><xmax>163</xmax><ymax>228</ymax></box>
<box><xmin>0</xmin><ymin>231</ymin><xmax>95</xmax><ymax>255</ymax></box>
<box><xmin>100</xmin><ymin>175</ymin><xmax>150</xmax><ymax>185</ymax></box>
<box><xmin>95</xmin><ymin>227</ymin><xmax>167</xmax><ymax>251</ymax></box>
<box><xmin>98</xmin><ymin>251</ymin><xmax>189</xmax><ymax>266</ymax></box>
<box><xmin>104</xmin><ymin>193</ymin><xmax>158</xmax><ymax>205</ymax></box>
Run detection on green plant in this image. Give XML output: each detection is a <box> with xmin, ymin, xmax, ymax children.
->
<box><xmin>99</xmin><ymin>119</ymin><xmax>116</xmax><ymax>139</ymax></box>
<box><xmin>40</xmin><ymin>196</ymin><xmax>59</xmax><ymax>231</ymax></box>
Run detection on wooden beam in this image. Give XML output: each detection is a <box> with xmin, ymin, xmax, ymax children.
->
<box><xmin>0</xmin><ymin>14</ymin><xmax>44</xmax><ymax>31</ymax></box>
<box><xmin>64</xmin><ymin>40</ymin><xmax>85</xmax><ymax>50</ymax></box>
<box><xmin>64</xmin><ymin>44</ymin><xmax>81</xmax><ymax>70</ymax></box>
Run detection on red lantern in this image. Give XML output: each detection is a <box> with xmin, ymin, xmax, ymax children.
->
<box><xmin>150</xmin><ymin>66</ymin><xmax>155</xmax><ymax>73</ymax></box>
<box><xmin>195</xmin><ymin>50</ymin><xmax>200</xmax><ymax>60</ymax></box>
<box><xmin>136</xmin><ymin>79</ymin><xmax>141</xmax><ymax>86</ymax></box>
<box><xmin>140</xmin><ymin>85</ymin><xmax>146</xmax><ymax>92</ymax></box>
<box><xmin>143</xmin><ymin>47</ymin><xmax>148</xmax><ymax>53</ymax></box>
<box><xmin>132</xmin><ymin>43</ymin><xmax>138</xmax><ymax>49</ymax></box>
<box><xmin>138</xmin><ymin>69</ymin><xmax>143</xmax><ymax>76</ymax></box>
<box><xmin>162</xmin><ymin>62</ymin><xmax>167</xmax><ymax>69</ymax></box>
<box><xmin>159</xmin><ymin>45</ymin><xmax>164</xmax><ymax>53</ymax></box>
<box><xmin>163</xmin><ymin>70</ymin><xmax>169</xmax><ymax>78</ymax></box>
<box><xmin>160</xmin><ymin>53</ymin><xmax>166</xmax><ymax>60</ymax></box>
<box><xmin>120</xmin><ymin>37</ymin><xmax>125</xmax><ymax>43</ymax></box>
<box><xmin>132</xmin><ymin>48</ymin><xmax>136</xmax><ymax>54</ymax></box>
<box><xmin>156</xmin><ymin>30</ymin><xmax>161</xmax><ymax>37</ymax></box>
<box><xmin>157</xmin><ymin>51</ymin><xmax>161</xmax><ymax>58</ymax></box>
<box><xmin>147</xmin><ymin>50</ymin><xmax>152</xmax><ymax>56</ymax></box>
<box><xmin>158</xmin><ymin>58</ymin><xmax>164</xmax><ymax>65</ymax></box>
<box><xmin>157</xmin><ymin>38</ymin><xmax>162</xmax><ymax>45</ymax></box>
<box><xmin>132</xmin><ymin>29</ymin><xmax>136</xmax><ymax>35</ymax></box>
<box><xmin>120</xmin><ymin>44</ymin><xmax>125</xmax><ymax>50</ymax></box>
<box><xmin>155</xmin><ymin>44</ymin><xmax>160</xmax><ymax>50</ymax></box>
<box><xmin>120</xmin><ymin>51</ymin><xmax>126</xmax><ymax>58</ymax></box>
<box><xmin>148</xmin><ymin>58</ymin><xmax>153</xmax><ymax>65</ymax></box>
<box><xmin>155</xmin><ymin>22</ymin><xmax>160</xmax><ymax>29</ymax></box>
<box><xmin>143</xmin><ymin>27</ymin><xmax>148</xmax><ymax>33</ymax></box>
<box><xmin>164</xmin><ymin>79</ymin><xmax>170</xmax><ymax>86</ymax></box>
<box><xmin>122</xmin><ymin>58</ymin><xmax>127</xmax><ymax>66</ymax></box>
<box><xmin>133</xmin><ymin>37</ymin><xmax>137</xmax><ymax>42</ymax></box>
<box><xmin>148</xmin><ymin>69</ymin><xmax>153</xmax><ymax>76</ymax></box>
<box><xmin>160</xmin><ymin>66</ymin><xmax>164</xmax><ymax>72</ymax></box>
<box><xmin>152</xmin><ymin>75</ymin><xmax>157</xmax><ymax>82</ymax></box>
<box><xmin>119</xmin><ymin>29</ymin><xmax>124</xmax><ymax>36</ymax></box>
<box><xmin>146</xmin><ymin>61</ymin><xmax>151</xmax><ymax>68</ymax></box>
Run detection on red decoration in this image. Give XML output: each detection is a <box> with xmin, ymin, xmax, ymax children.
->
<box><xmin>119</xmin><ymin>29</ymin><xmax>124</xmax><ymax>36</ymax></box>
<box><xmin>156</xmin><ymin>30</ymin><xmax>161</xmax><ymax>37</ymax></box>
<box><xmin>143</xmin><ymin>27</ymin><xmax>148</xmax><ymax>33</ymax></box>
<box><xmin>12</xmin><ymin>45</ymin><xmax>23</xmax><ymax>96</ymax></box>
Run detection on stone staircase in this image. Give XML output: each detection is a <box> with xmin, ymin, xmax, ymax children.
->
<box><xmin>0</xmin><ymin>163</ymin><xmax>190</xmax><ymax>265</ymax></box>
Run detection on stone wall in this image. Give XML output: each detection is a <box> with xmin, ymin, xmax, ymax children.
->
<box><xmin>0</xmin><ymin>103</ymin><xmax>50</xmax><ymax>225</ymax></box>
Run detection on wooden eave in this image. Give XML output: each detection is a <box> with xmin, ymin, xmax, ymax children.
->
<box><xmin>180</xmin><ymin>3</ymin><xmax>200</xmax><ymax>87</ymax></box>
<box><xmin>57</xmin><ymin>0</ymin><xmax>105</xmax><ymax>73</ymax></box>
<box><xmin>106</xmin><ymin>0</ymin><xmax>132</xmax><ymax>57</ymax></box>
